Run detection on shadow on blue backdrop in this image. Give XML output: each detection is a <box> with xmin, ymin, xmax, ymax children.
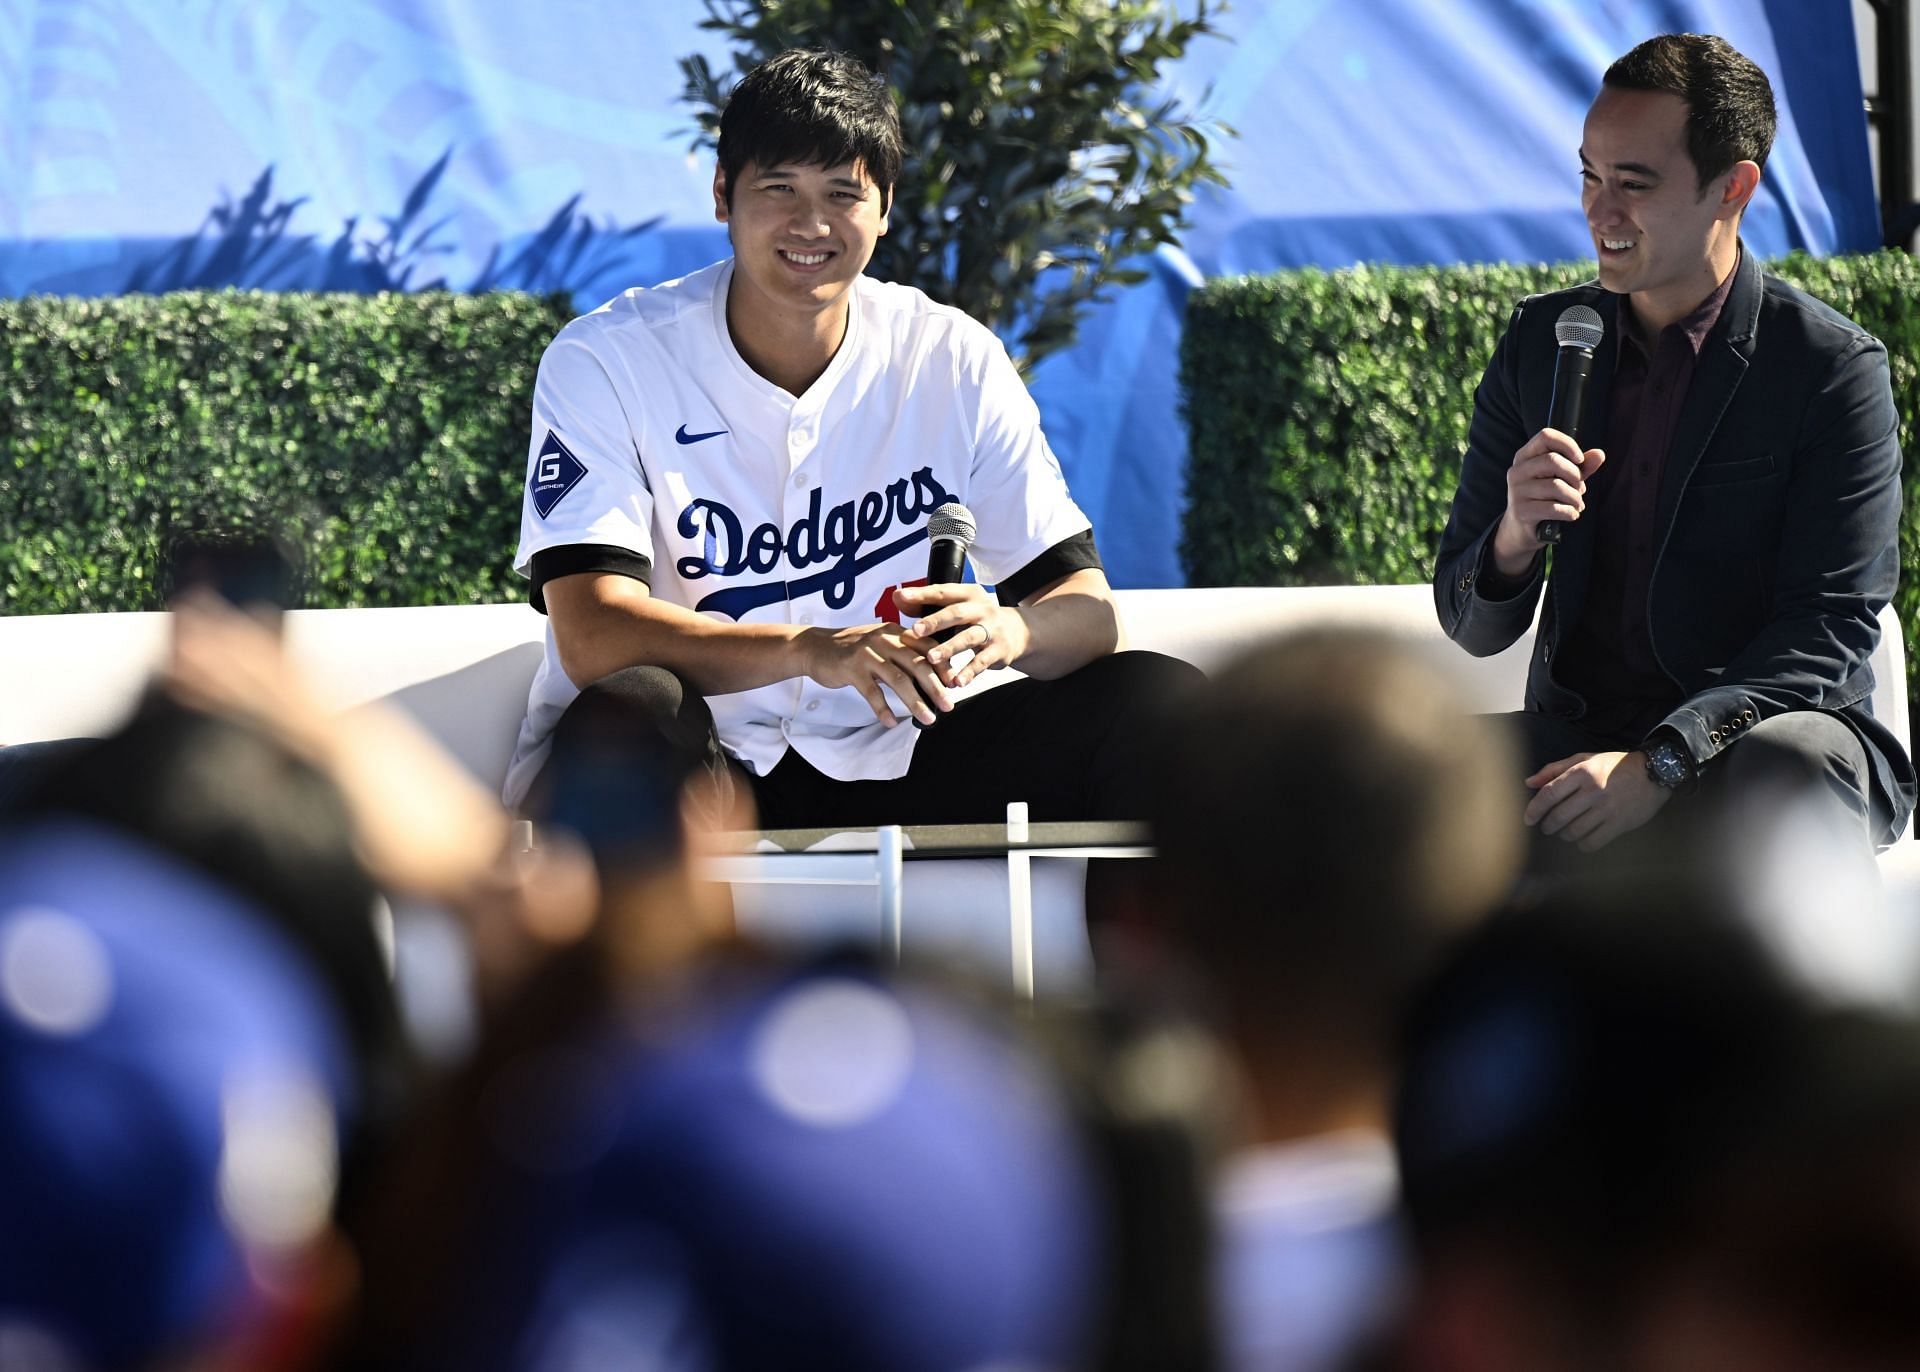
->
<box><xmin>122</xmin><ymin>154</ymin><xmax>664</xmax><ymax>298</ymax></box>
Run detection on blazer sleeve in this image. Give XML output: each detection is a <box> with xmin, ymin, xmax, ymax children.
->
<box><xmin>1654</xmin><ymin>334</ymin><xmax>1903</xmax><ymax>766</ymax></box>
<box><xmin>1434</xmin><ymin>301</ymin><xmax>1546</xmax><ymax>656</ymax></box>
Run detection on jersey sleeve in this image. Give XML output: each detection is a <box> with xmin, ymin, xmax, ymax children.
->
<box><xmin>955</xmin><ymin>331</ymin><xmax>1093</xmax><ymax>589</ymax></box>
<box><xmin>513</xmin><ymin>331</ymin><xmax>657</xmax><ymax>584</ymax></box>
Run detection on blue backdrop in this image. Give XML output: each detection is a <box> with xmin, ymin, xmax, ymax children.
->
<box><xmin>0</xmin><ymin>0</ymin><xmax>1874</xmax><ymax>586</ymax></box>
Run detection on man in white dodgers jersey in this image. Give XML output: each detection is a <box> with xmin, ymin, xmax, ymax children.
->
<box><xmin>506</xmin><ymin>48</ymin><xmax>1196</xmax><ymax>828</ymax></box>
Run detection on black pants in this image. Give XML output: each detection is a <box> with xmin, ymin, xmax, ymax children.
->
<box><xmin>0</xmin><ymin>738</ymin><xmax>92</xmax><ymax>814</ymax></box>
<box><xmin>1497</xmin><ymin>707</ymin><xmax>1880</xmax><ymax>873</ymax></box>
<box><xmin>544</xmin><ymin>651</ymin><xmax>1203</xmax><ymax>830</ymax></box>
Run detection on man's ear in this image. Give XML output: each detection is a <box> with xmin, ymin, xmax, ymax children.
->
<box><xmin>1718</xmin><ymin>160</ymin><xmax>1761</xmax><ymax>219</ymax></box>
<box><xmin>877</xmin><ymin>185</ymin><xmax>891</xmax><ymax>236</ymax></box>
<box><xmin>712</xmin><ymin>164</ymin><xmax>730</xmax><ymax>223</ymax></box>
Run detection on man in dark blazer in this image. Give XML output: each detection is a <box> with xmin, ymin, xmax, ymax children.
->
<box><xmin>1434</xmin><ymin>33</ymin><xmax>1915</xmax><ymax>856</ymax></box>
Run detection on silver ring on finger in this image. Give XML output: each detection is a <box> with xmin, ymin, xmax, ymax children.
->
<box><xmin>977</xmin><ymin>622</ymin><xmax>993</xmax><ymax>647</ymax></box>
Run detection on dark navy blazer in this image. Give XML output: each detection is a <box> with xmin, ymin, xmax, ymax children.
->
<box><xmin>1433</xmin><ymin>246</ymin><xmax>1916</xmax><ymax>844</ymax></box>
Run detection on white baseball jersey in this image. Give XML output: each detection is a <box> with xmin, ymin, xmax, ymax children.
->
<box><xmin>503</xmin><ymin>259</ymin><xmax>1093</xmax><ymax>807</ymax></box>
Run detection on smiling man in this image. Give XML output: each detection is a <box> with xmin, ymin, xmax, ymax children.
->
<box><xmin>504</xmin><ymin>49</ymin><xmax>1192</xmax><ymax>829</ymax></box>
<box><xmin>1434</xmin><ymin>33</ymin><xmax>1914</xmax><ymax>862</ymax></box>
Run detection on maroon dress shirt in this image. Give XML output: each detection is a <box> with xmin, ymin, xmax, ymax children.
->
<box><xmin>1553</xmin><ymin>260</ymin><xmax>1739</xmax><ymax>737</ymax></box>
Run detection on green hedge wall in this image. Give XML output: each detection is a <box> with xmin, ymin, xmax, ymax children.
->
<box><xmin>6</xmin><ymin>261</ymin><xmax>1915</xmax><ymax>651</ymax></box>
<box><xmin>0</xmin><ymin>290</ymin><xmax>573</xmax><ymax>613</ymax></box>
<box><xmin>1180</xmin><ymin>250</ymin><xmax>1920</xmax><ymax>688</ymax></box>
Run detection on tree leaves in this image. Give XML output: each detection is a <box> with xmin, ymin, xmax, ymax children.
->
<box><xmin>679</xmin><ymin>0</ymin><xmax>1230</xmax><ymax>375</ymax></box>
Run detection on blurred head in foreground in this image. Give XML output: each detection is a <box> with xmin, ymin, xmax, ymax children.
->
<box><xmin>351</xmin><ymin>685</ymin><xmax>1218</xmax><ymax>1371</ymax></box>
<box><xmin>1135</xmin><ymin>629</ymin><xmax>1521</xmax><ymax>1372</ymax></box>
<box><xmin>0</xmin><ymin>820</ymin><xmax>351</xmax><ymax>1368</ymax></box>
<box><xmin>21</xmin><ymin>697</ymin><xmax>408</xmax><ymax>1178</ymax></box>
<box><xmin>346</xmin><ymin>949</ymin><xmax>1180</xmax><ymax>1372</ymax></box>
<box><xmin>1143</xmin><ymin>627</ymin><xmax>1523</xmax><ymax>1136</ymax></box>
<box><xmin>521</xmin><ymin>671</ymin><xmax>748</xmax><ymax>986</ymax></box>
<box><xmin>1394</xmin><ymin>874</ymin><xmax>1920</xmax><ymax>1372</ymax></box>
<box><xmin>485</xmin><ymin>960</ymin><xmax>1107</xmax><ymax>1371</ymax></box>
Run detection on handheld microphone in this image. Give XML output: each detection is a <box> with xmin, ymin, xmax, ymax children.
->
<box><xmin>926</xmin><ymin>502</ymin><xmax>976</xmax><ymax>585</ymax></box>
<box><xmin>906</xmin><ymin>502</ymin><xmax>978</xmax><ymax>729</ymax></box>
<box><xmin>1534</xmin><ymin>304</ymin><xmax>1605</xmax><ymax>547</ymax></box>
<box><xmin>924</xmin><ymin>503</ymin><xmax>977</xmax><ymax>644</ymax></box>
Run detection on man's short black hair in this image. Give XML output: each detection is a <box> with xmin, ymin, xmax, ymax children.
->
<box><xmin>717</xmin><ymin>48</ymin><xmax>904</xmax><ymax>208</ymax></box>
<box><xmin>1604</xmin><ymin>33</ymin><xmax>1777</xmax><ymax>190</ymax></box>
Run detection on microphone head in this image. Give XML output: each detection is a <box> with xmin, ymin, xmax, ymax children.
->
<box><xmin>1555</xmin><ymin>304</ymin><xmax>1605</xmax><ymax>352</ymax></box>
<box><xmin>928</xmin><ymin>502</ymin><xmax>976</xmax><ymax>548</ymax></box>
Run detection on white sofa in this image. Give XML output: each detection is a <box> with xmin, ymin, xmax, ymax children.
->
<box><xmin>3</xmin><ymin>588</ymin><xmax>1911</xmax><ymax>988</ymax></box>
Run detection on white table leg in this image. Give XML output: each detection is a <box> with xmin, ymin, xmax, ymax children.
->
<box><xmin>878</xmin><ymin>823</ymin><xmax>905</xmax><ymax>961</ymax></box>
<box><xmin>1007</xmin><ymin>802</ymin><xmax>1034</xmax><ymax>997</ymax></box>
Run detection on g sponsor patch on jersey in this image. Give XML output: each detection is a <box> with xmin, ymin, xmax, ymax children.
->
<box><xmin>530</xmin><ymin>430</ymin><xmax>588</xmax><ymax>518</ymax></box>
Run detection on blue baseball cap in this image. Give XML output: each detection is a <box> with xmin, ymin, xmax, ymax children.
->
<box><xmin>0</xmin><ymin>820</ymin><xmax>351</xmax><ymax>1367</ymax></box>
<box><xmin>448</xmin><ymin>959</ymin><xmax>1103</xmax><ymax>1371</ymax></box>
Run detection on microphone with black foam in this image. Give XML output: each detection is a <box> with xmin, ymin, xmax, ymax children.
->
<box><xmin>924</xmin><ymin>502</ymin><xmax>977</xmax><ymax>644</ymax></box>
<box><xmin>1534</xmin><ymin>304</ymin><xmax>1605</xmax><ymax>546</ymax></box>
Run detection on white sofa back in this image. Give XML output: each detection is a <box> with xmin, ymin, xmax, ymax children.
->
<box><xmin>8</xmin><ymin>588</ymin><xmax>1911</xmax><ymax>990</ymax></box>
<box><xmin>3</xmin><ymin>588</ymin><xmax>1908</xmax><ymax>805</ymax></box>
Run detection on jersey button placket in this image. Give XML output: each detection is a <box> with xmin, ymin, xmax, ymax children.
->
<box><xmin>785</xmin><ymin>411</ymin><xmax>818</xmax><ymax>726</ymax></box>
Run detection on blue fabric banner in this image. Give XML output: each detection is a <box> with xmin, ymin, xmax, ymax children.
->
<box><xmin>0</xmin><ymin>1</ymin><xmax>1874</xmax><ymax>586</ymax></box>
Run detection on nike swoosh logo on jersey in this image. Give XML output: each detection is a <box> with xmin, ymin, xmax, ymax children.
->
<box><xmin>693</xmin><ymin>528</ymin><xmax>928</xmax><ymax>621</ymax></box>
<box><xmin>675</xmin><ymin>424</ymin><xmax>729</xmax><ymax>445</ymax></box>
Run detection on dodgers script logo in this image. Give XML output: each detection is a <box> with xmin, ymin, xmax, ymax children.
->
<box><xmin>529</xmin><ymin>431</ymin><xmax>587</xmax><ymax>518</ymax></box>
<box><xmin>677</xmin><ymin>466</ymin><xmax>955</xmax><ymax>620</ymax></box>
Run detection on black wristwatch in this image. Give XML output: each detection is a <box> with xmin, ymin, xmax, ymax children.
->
<box><xmin>1643</xmin><ymin>732</ymin><xmax>1697</xmax><ymax>793</ymax></box>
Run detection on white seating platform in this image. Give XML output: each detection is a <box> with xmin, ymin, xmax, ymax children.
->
<box><xmin>4</xmin><ymin>587</ymin><xmax>1912</xmax><ymax>988</ymax></box>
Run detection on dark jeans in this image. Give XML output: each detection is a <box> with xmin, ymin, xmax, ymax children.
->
<box><xmin>1496</xmin><ymin>707</ymin><xmax>1879</xmax><ymax>874</ymax></box>
<box><xmin>544</xmin><ymin>651</ymin><xmax>1203</xmax><ymax>831</ymax></box>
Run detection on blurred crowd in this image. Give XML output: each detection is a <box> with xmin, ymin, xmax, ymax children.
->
<box><xmin>6</xmin><ymin>588</ymin><xmax>1920</xmax><ymax>1372</ymax></box>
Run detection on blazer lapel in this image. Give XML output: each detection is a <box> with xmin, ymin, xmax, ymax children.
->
<box><xmin>1653</xmin><ymin>248</ymin><xmax>1761</xmax><ymax>538</ymax></box>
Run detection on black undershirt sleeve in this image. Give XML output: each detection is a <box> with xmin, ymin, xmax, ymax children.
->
<box><xmin>531</xmin><ymin>534</ymin><xmax>1096</xmax><ymax>614</ymax></box>
<box><xmin>994</xmin><ymin>529</ymin><xmax>1104</xmax><ymax>606</ymax></box>
<box><xmin>528</xmin><ymin>544</ymin><xmax>653</xmax><ymax>615</ymax></box>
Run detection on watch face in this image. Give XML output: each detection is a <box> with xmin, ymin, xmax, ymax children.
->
<box><xmin>1647</xmin><ymin>743</ymin><xmax>1687</xmax><ymax>789</ymax></box>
